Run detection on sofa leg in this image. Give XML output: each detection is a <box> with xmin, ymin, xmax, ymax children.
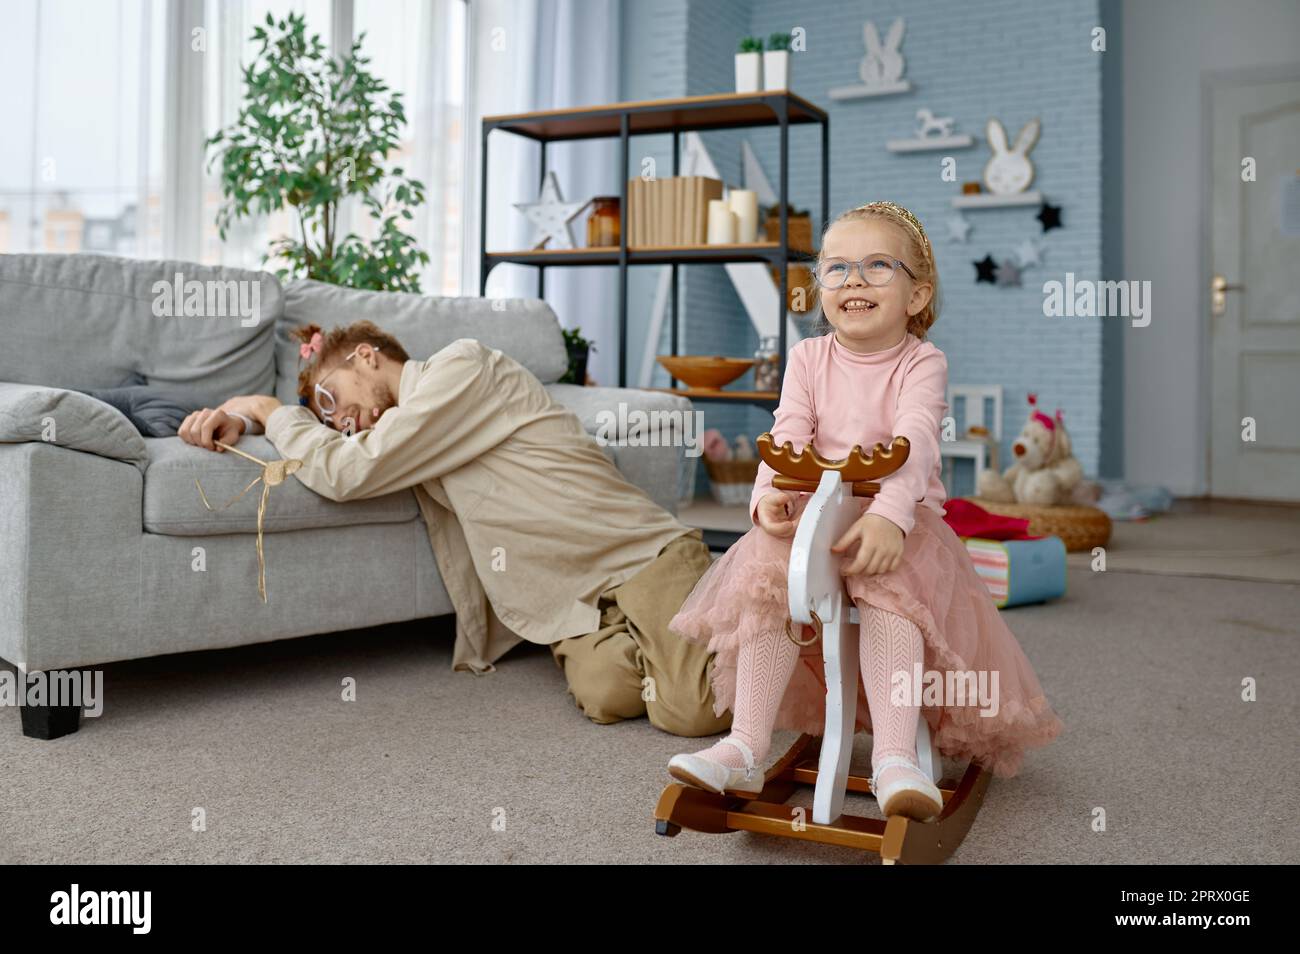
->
<box><xmin>18</xmin><ymin>670</ymin><xmax>84</xmax><ymax>740</ymax></box>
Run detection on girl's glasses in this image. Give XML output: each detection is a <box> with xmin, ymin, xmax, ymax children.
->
<box><xmin>813</xmin><ymin>254</ymin><xmax>917</xmax><ymax>289</ymax></box>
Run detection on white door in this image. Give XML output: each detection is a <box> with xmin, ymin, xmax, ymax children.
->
<box><xmin>1208</xmin><ymin>72</ymin><xmax>1300</xmax><ymax>502</ymax></box>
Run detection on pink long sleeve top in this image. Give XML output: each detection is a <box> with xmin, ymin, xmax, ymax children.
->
<box><xmin>749</xmin><ymin>331</ymin><xmax>950</xmax><ymax>535</ymax></box>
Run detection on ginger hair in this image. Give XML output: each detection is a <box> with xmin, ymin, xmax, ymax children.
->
<box><xmin>291</xmin><ymin>320</ymin><xmax>411</xmax><ymax>404</ymax></box>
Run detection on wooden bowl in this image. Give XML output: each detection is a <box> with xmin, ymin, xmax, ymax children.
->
<box><xmin>656</xmin><ymin>355</ymin><xmax>754</xmax><ymax>390</ymax></box>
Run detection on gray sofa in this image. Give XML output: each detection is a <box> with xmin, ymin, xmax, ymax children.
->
<box><xmin>0</xmin><ymin>254</ymin><xmax>697</xmax><ymax>739</ymax></box>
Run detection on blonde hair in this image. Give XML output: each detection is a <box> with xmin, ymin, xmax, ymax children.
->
<box><xmin>812</xmin><ymin>201</ymin><xmax>941</xmax><ymax>340</ymax></box>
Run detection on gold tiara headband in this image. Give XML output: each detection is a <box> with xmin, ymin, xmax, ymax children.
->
<box><xmin>851</xmin><ymin>201</ymin><xmax>932</xmax><ymax>265</ymax></box>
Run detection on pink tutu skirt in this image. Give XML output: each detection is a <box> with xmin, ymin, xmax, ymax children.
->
<box><xmin>670</xmin><ymin>495</ymin><xmax>1064</xmax><ymax>777</ymax></box>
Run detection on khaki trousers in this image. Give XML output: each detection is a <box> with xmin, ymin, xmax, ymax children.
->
<box><xmin>550</xmin><ymin>528</ymin><xmax>732</xmax><ymax>737</ymax></box>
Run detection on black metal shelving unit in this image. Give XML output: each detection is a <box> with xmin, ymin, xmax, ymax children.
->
<box><xmin>479</xmin><ymin>90</ymin><xmax>829</xmax><ymax>406</ymax></box>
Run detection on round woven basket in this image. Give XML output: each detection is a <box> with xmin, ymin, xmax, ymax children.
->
<box><xmin>967</xmin><ymin>498</ymin><xmax>1112</xmax><ymax>552</ymax></box>
<box><xmin>704</xmin><ymin>457</ymin><xmax>760</xmax><ymax>506</ymax></box>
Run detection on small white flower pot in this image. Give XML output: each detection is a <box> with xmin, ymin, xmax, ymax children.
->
<box><xmin>735</xmin><ymin>52</ymin><xmax>761</xmax><ymax>93</ymax></box>
<box><xmin>763</xmin><ymin>50</ymin><xmax>789</xmax><ymax>90</ymax></box>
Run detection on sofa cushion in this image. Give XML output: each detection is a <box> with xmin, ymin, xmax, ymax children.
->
<box><xmin>0</xmin><ymin>253</ymin><xmax>280</xmax><ymax>406</ymax></box>
<box><xmin>142</xmin><ymin>435</ymin><xmax>421</xmax><ymax>535</ymax></box>
<box><xmin>275</xmin><ymin>279</ymin><xmax>569</xmax><ymax>402</ymax></box>
<box><xmin>0</xmin><ymin>382</ymin><xmax>149</xmax><ymax>470</ymax></box>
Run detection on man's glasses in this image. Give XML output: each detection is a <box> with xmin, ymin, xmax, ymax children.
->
<box><xmin>813</xmin><ymin>254</ymin><xmax>917</xmax><ymax>289</ymax></box>
<box><xmin>313</xmin><ymin>345</ymin><xmax>379</xmax><ymax>434</ymax></box>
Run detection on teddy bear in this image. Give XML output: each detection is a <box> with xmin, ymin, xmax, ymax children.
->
<box><xmin>976</xmin><ymin>393</ymin><xmax>1084</xmax><ymax>506</ymax></box>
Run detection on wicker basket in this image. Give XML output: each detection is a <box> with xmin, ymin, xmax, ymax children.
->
<box><xmin>967</xmin><ymin>498</ymin><xmax>1112</xmax><ymax>552</ymax></box>
<box><xmin>704</xmin><ymin>457</ymin><xmax>760</xmax><ymax>506</ymax></box>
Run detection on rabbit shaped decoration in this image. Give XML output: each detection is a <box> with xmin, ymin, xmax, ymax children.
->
<box><xmin>859</xmin><ymin>18</ymin><xmax>906</xmax><ymax>89</ymax></box>
<box><xmin>983</xmin><ymin>117</ymin><xmax>1041</xmax><ymax>196</ymax></box>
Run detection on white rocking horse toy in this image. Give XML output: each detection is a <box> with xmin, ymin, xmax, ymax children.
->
<box><xmin>654</xmin><ymin>432</ymin><xmax>992</xmax><ymax>864</ymax></box>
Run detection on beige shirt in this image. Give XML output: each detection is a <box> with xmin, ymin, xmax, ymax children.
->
<box><xmin>265</xmin><ymin>338</ymin><xmax>695</xmax><ymax>675</ymax></box>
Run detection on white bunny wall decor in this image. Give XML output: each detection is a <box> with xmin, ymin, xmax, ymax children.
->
<box><xmin>860</xmin><ymin>18</ymin><xmax>906</xmax><ymax>87</ymax></box>
<box><xmin>983</xmin><ymin>117</ymin><xmax>1041</xmax><ymax>196</ymax></box>
<box><xmin>830</xmin><ymin>17</ymin><xmax>911</xmax><ymax>99</ymax></box>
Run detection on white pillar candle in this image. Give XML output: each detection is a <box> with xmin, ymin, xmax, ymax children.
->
<box><xmin>728</xmin><ymin>189</ymin><xmax>759</xmax><ymax>243</ymax></box>
<box><xmin>707</xmin><ymin>199</ymin><xmax>737</xmax><ymax>244</ymax></box>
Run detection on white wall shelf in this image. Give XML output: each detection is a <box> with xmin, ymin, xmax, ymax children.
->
<box><xmin>828</xmin><ymin>81</ymin><xmax>911</xmax><ymax>101</ymax></box>
<box><xmin>885</xmin><ymin>134</ymin><xmax>974</xmax><ymax>152</ymax></box>
<box><xmin>951</xmin><ymin>190</ymin><xmax>1042</xmax><ymax>209</ymax></box>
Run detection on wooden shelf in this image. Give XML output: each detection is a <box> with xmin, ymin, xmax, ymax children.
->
<box><xmin>480</xmin><ymin>87</ymin><xmax>829</xmax><ymax>397</ymax></box>
<box><xmin>483</xmin><ymin>90</ymin><xmax>827</xmax><ymax>142</ymax></box>
<box><xmin>485</xmin><ymin>242</ymin><xmax>817</xmax><ymax>267</ymax></box>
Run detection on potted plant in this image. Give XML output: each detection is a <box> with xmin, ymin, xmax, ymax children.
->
<box><xmin>559</xmin><ymin>328</ymin><xmax>596</xmax><ymax>385</ymax></box>
<box><xmin>764</xmin><ymin>32</ymin><xmax>792</xmax><ymax>90</ymax></box>
<box><xmin>206</xmin><ymin>12</ymin><xmax>430</xmax><ymax>293</ymax></box>
<box><xmin>735</xmin><ymin>37</ymin><xmax>763</xmax><ymax>93</ymax></box>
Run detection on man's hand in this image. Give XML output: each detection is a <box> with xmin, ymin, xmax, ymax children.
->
<box><xmin>831</xmin><ymin>512</ymin><xmax>905</xmax><ymax>576</ymax></box>
<box><xmin>178</xmin><ymin>408</ymin><xmax>245</xmax><ymax>452</ymax></box>
<box><xmin>178</xmin><ymin>395</ymin><xmax>282</xmax><ymax>452</ymax></box>
<box><xmin>756</xmin><ymin>490</ymin><xmax>800</xmax><ymax>537</ymax></box>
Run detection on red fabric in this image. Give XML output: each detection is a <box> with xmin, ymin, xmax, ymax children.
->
<box><xmin>942</xmin><ymin>498</ymin><xmax>1043</xmax><ymax>540</ymax></box>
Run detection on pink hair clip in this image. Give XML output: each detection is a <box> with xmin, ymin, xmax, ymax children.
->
<box><xmin>299</xmin><ymin>331</ymin><xmax>323</xmax><ymax>361</ymax></box>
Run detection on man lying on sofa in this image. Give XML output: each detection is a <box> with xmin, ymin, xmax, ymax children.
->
<box><xmin>177</xmin><ymin>320</ymin><xmax>730</xmax><ymax>739</ymax></box>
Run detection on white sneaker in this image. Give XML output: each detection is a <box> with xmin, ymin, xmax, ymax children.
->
<box><xmin>871</xmin><ymin>755</ymin><xmax>944</xmax><ymax>821</ymax></box>
<box><xmin>668</xmin><ymin>737</ymin><xmax>765</xmax><ymax>796</ymax></box>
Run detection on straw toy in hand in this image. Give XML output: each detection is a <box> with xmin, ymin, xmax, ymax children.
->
<box><xmin>194</xmin><ymin>441</ymin><xmax>303</xmax><ymax>603</ymax></box>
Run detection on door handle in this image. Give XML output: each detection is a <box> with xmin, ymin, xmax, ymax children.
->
<box><xmin>1211</xmin><ymin>274</ymin><xmax>1243</xmax><ymax>316</ymax></box>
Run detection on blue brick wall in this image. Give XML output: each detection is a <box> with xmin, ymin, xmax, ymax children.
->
<box><xmin>623</xmin><ymin>0</ymin><xmax>1109</xmax><ymax>485</ymax></box>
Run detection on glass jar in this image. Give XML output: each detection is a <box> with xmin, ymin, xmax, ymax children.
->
<box><xmin>587</xmin><ymin>196</ymin><xmax>621</xmax><ymax>248</ymax></box>
<box><xmin>753</xmin><ymin>335</ymin><xmax>781</xmax><ymax>392</ymax></box>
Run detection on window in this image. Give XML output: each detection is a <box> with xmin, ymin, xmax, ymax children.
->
<box><xmin>0</xmin><ymin>0</ymin><xmax>470</xmax><ymax>297</ymax></box>
<box><xmin>0</xmin><ymin>0</ymin><xmax>166</xmax><ymax>256</ymax></box>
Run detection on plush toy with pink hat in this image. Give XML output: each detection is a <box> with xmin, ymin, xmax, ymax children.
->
<box><xmin>976</xmin><ymin>393</ymin><xmax>1084</xmax><ymax>506</ymax></box>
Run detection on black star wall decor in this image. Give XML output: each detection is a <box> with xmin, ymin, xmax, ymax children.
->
<box><xmin>1037</xmin><ymin>200</ymin><xmax>1062</xmax><ymax>232</ymax></box>
<box><xmin>974</xmin><ymin>254</ymin><xmax>998</xmax><ymax>284</ymax></box>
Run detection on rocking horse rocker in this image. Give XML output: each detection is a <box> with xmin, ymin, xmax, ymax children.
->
<box><xmin>653</xmin><ymin>432</ymin><xmax>992</xmax><ymax>864</ymax></box>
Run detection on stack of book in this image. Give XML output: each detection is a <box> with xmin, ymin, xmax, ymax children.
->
<box><xmin>625</xmin><ymin>176</ymin><xmax>724</xmax><ymax>247</ymax></box>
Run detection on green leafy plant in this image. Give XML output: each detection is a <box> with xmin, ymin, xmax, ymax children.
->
<box><xmin>559</xmin><ymin>327</ymin><xmax>596</xmax><ymax>385</ymax></box>
<box><xmin>767</xmin><ymin>32</ymin><xmax>792</xmax><ymax>52</ymax></box>
<box><xmin>206</xmin><ymin>12</ymin><xmax>430</xmax><ymax>293</ymax></box>
<box><xmin>738</xmin><ymin>36</ymin><xmax>763</xmax><ymax>53</ymax></box>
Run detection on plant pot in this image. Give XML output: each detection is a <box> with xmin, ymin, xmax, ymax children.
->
<box><xmin>562</xmin><ymin>344</ymin><xmax>590</xmax><ymax>385</ymax></box>
<box><xmin>734</xmin><ymin>52</ymin><xmax>761</xmax><ymax>94</ymax></box>
<box><xmin>763</xmin><ymin>50</ymin><xmax>789</xmax><ymax>90</ymax></box>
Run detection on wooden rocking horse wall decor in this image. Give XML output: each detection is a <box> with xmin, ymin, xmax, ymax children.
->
<box><xmin>653</xmin><ymin>431</ymin><xmax>992</xmax><ymax>864</ymax></box>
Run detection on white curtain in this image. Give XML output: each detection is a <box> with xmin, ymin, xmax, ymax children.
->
<box><xmin>469</xmin><ymin>0</ymin><xmax>622</xmax><ymax>386</ymax></box>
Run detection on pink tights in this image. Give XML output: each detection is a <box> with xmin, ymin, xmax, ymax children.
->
<box><xmin>691</xmin><ymin>603</ymin><xmax>927</xmax><ymax>792</ymax></box>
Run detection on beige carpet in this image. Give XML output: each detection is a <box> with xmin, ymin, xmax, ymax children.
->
<box><xmin>2</xmin><ymin>563</ymin><xmax>1297</xmax><ymax>864</ymax></box>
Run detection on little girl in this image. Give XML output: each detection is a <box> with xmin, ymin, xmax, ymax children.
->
<box><xmin>667</xmin><ymin>201</ymin><xmax>1064</xmax><ymax>820</ymax></box>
